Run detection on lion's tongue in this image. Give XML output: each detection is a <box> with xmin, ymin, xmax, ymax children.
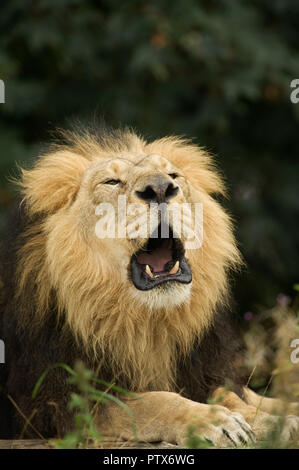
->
<box><xmin>137</xmin><ymin>243</ymin><xmax>172</xmax><ymax>272</ymax></box>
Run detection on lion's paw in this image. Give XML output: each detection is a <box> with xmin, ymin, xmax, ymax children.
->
<box><xmin>177</xmin><ymin>405</ymin><xmax>256</xmax><ymax>448</ymax></box>
<box><xmin>280</xmin><ymin>415</ymin><xmax>299</xmax><ymax>442</ymax></box>
<box><xmin>251</xmin><ymin>411</ymin><xmax>299</xmax><ymax>443</ymax></box>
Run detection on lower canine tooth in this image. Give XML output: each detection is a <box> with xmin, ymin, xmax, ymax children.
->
<box><xmin>169</xmin><ymin>261</ymin><xmax>179</xmax><ymax>275</ymax></box>
<box><xmin>145</xmin><ymin>264</ymin><xmax>154</xmax><ymax>278</ymax></box>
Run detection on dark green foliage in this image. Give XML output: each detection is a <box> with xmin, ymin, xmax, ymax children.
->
<box><xmin>0</xmin><ymin>0</ymin><xmax>298</xmax><ymax>314</ymax></box>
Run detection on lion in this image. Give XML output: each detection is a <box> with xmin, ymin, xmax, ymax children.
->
<box><xmin>0</xmin><ymin>125</ymin><xmax>298</xmax><ymax>446</ymax></box>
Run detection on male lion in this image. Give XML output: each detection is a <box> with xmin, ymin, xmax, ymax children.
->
<box><xmin>0</xmin><ymin>126</ymin><xmax>298</xmax><ymax>446</ymax></box>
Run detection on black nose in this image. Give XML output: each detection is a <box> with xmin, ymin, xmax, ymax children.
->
<box><xmin>136</xmin><ymin>177</ymin><xmax>179</xmax><ymax>203</ymax></box>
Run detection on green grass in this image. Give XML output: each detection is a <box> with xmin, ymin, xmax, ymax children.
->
<box><xmin>33</xmin><ymin>361</ymin><xmax>138</xmax><ymax>449</ymax></box>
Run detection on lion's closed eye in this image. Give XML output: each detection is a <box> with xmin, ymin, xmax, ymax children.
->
<box><xmin>103</xmin><ymin>179</ymin><xmax>122</xmax><ymax>185</ymax></box>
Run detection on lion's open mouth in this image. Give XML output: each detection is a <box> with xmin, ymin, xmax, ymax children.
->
<box><xmin>130</xmin><ymin>224</ymin><xmax>192</xmax><ymax>291</ymax></box>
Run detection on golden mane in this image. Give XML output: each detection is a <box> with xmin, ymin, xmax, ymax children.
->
<box><xmin>16</xmin><ymin>128</ymin><xmax>242</xmax><ymax>392</ymax></box>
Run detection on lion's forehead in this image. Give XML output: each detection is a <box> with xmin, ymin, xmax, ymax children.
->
<box><xmin>136</xmin><ymin>154</ymin><xmax>174</xmax><ymax>172</ymax></box>
<box><xmin>87</xmin><ymin>153</ymin><xmax>175</xmax><ymax>180</ymax></box>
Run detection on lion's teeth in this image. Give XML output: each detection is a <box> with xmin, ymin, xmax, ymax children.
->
<box><xmin>169</xmin><ymin>261</ymin><xmax>179</xmax><ymax>275</ymax></box>
<box><xmin>145</xmin><ymin>264</ymin><xmax>154</xmax><ymax>278</ymax></box>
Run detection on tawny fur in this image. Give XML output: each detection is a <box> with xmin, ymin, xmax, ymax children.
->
<box><xmin>16</xmin><ymin>129</ymin><xmax>241</xmax><ymax>393</ymax></box>
<box><xmin>1</xmin><ymin>126</ymin><xmax>298</xmax><ymax>445</ymax></box>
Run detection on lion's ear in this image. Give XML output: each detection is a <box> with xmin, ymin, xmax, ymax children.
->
<box><xmin>18</xmin><ymin>150</ymin><xmax>90</xmax><ymax>215</ymax></box>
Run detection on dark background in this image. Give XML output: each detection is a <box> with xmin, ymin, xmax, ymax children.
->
<box><xmin>0</xmin><ymin>0</ymin><xmax>298</xmax><ymax>318</ymax></box>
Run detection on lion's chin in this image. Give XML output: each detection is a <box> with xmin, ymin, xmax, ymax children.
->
<box><xmin>129</xmin><ymin>223</ymin><xmax>192</xmax><ymax>291</ymax></box>
<box><xmin>130</xmin><ymin>282</ymin><xmax>192</xmax><ymax>310</ymax></box>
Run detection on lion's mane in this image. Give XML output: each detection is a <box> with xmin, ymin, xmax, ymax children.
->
<box><xmin>0</xmin><ymin>126</ymin><xmax>244</xmax><ymax>437</ymax></box>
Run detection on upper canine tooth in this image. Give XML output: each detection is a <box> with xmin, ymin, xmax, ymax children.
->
<box><xmin>145</xmin><ymin>264</ymin><xmax>154</xmax><ymax>278</ymax></box>
<box><xmin>169</xmin><ymin>261</ymin><xmax>179</xmax><ymax>275</ymax></box>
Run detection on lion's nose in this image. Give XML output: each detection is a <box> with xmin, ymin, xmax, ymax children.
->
<box><xmin>135</xmin><ymin>177</ymin><xmax>179</xmax><ymax>204</ymax></box>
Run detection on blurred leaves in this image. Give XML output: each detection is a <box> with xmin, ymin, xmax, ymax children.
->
<box><xmin>0</xmin><ymin>0</ymin><xmax>298</xmax><ymax>312</ymax></box>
